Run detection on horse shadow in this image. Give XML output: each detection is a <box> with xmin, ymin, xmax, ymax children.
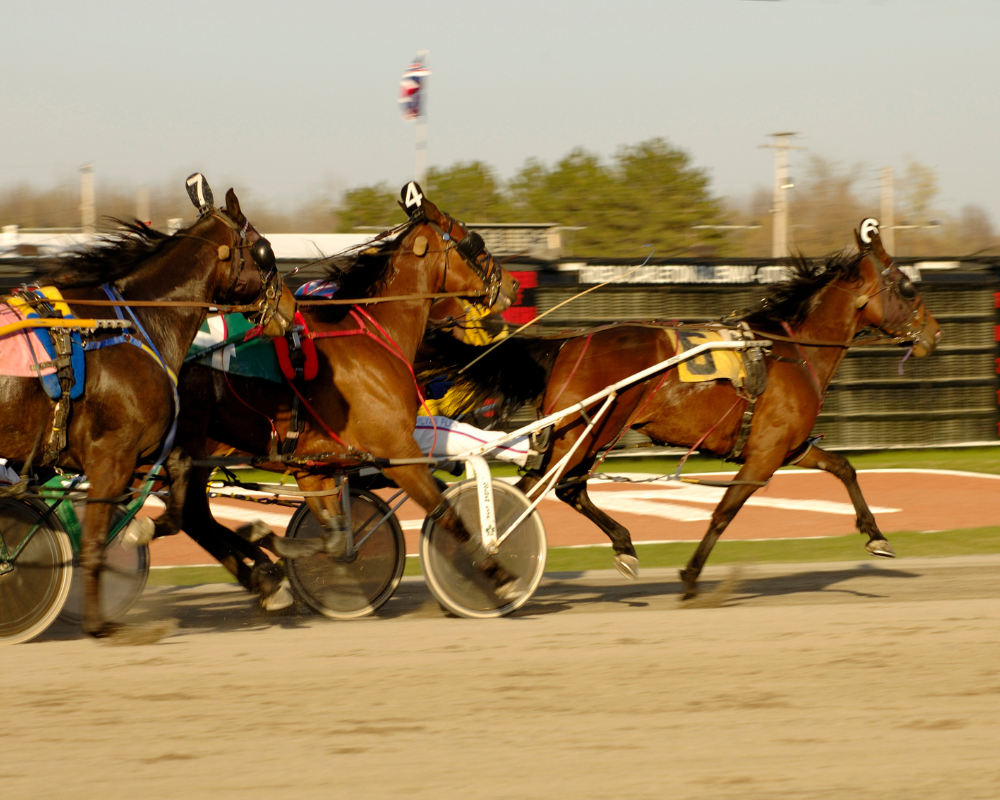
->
<box><xmin>34</xmin><ymin>583</ymin><xmax>318</xmax><ymax>644</ymax></box>
<box><xmin>521</xmin><ymin>561</ymin><xmax>922</xmax><ymax>616</ymax></box>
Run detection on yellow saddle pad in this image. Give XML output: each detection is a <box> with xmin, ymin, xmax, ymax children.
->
<box><xmin>664</xmin><ymin>328</ymin><xmax>747</xmax><ymax>386</ymax></box>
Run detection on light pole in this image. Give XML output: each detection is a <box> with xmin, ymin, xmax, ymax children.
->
<box><xmin>760</xmin><ymin>133</ymin><xmax>801</xmax><ymax>258</ymax></box>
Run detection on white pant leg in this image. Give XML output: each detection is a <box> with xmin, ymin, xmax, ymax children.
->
<box><xmin>413</xmin><ymin>416</ymin><xmax>530</xmax><ymax>468</ymax></box>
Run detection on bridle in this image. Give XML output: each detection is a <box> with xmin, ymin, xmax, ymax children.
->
<box><xmin>853</xmin><ymin>250</ymin><xmax>928</xmax><ymax>344</ymax></box>
<box><xmin>201</xmin><ymin>208</ymin><xmax>284</xmax><ymax>330</ymax></box>
<box><xmin>431</xmin><ymin>214</ymin><xmax>502</xmax><ymax>308</ymax></box>
<box><xmin>184</xmin><ymin>173</ymin><xmax>285</xmax><ymax>331</ymax></box>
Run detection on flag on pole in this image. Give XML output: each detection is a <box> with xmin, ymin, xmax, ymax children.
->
<box><xmin>399</xmin><ymin>54</ymin><xmax>431</xmax><ymax>120</ymax></box>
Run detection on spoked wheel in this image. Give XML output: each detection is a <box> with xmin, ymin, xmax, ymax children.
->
<box><xmin>285</xmin><ymin>488</ymin><xmax>406</xmax><ymax>619</ymax></box>
<box><xmin>59</xmin><ymin>504</ymin><xmax>150</xmax><ymax>625</ymax></box>
<box><xmin>0</xmin><ymin>497</ymin><xmax>74</xmax><ymax>645</ymax></box>
<box><xmin>420</xmin><ymin>480</ymin><xmax>547</xmax><ymax>619</ymax></box>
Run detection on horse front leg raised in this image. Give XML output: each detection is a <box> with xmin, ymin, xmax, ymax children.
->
<box><xmin>788</xmin><ymin>444</ymin><xmax>895</xmax><ymax>558</ymax></box>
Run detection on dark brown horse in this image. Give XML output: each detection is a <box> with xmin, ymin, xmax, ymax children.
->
<box><xmin>159</xmin><ymin>187</ymin><xmax>521</xmax><ymax>605</ymax></box>
<box><xmin>419</xmin><ymin>222</ymin><xmax>942</xmax><ymax>598</ymax></box>
<box><xmin>0</xmin><ymin>185</ymin><xmax>295</xmax><ymax>635</ymax></box>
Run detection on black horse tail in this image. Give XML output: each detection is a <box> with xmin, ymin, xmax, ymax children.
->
<box><xmin>415</xmin><ymin>331</ymin><xmax>564</xmax><ymax>420</ymax></box>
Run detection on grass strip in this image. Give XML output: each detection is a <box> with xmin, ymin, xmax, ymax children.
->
<box><xmin>543</xmin><ymin>526</ymin><xmax>1000</xmax><ymax>573</ymax></box>
<box><xmin>217</xmin><ymin>446</ymin><xmax>1000</xmax><ymax>487</ymax></box>
<box><xmin>150</xmin><ymin>526</ymin><xmax>1000</xmax><ymax>586</ymax></box>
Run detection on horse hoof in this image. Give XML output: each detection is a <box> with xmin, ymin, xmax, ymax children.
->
<box><xmin>120</xmin><ymin>517</ymin><xmax>155</xmax><ymax>550</ymax></box>
<box><xmin>678</xmin><ymin>567</ymin><xmax>699</xmax><ymax>600</ymax></box>
<box><xmin>493</xmin><ymin>574</ymin><xmax>520</xmax><ymax>603</ymax></box>
<box><xmin>614</xmin><ymin>554</ymin><xmax>639</xmax><ymax>580</ymax></box>
<box><xmin>866</xmin><ymin>538</ymin><xmax>896</xmax><ymax>558</ymax></box>
<box><xmin>101</xmin><ymin>620</ymin><xmax>178</xmax><ymax>646</ymax></box>
<box><xmin>236</xmin><ymin>519</ymin><xmax>273</xmax><ymax>543</ymax></box>
<box><xmin>261</xmin><ymin>580</ymin><xmax>295</xmax><ymax>612</ymax></box>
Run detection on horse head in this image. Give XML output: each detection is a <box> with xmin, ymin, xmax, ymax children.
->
<box><xmin>852</xmin><ymin>218</ymin><xmax>941</xmax><ymax>357</ymax></box>
<box><xmin>184</xmin><ymin>174</ymin><xmax>296</xmax><ymax>338</ymax></box>
<box><xmin>398</xmin><ymin>181</ymin><xmax>519</xmax><ymax>314</ymax></box>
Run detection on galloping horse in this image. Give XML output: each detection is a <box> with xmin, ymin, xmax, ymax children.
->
<box><xmin>0</xmin><ymin>180</ymin><xmax>295</xmax><ymax>635</ymax></box>
<box><xmin>160</xmin><ymin>184</ymin><xmax>520</xmax><ymax>604</ymax></box>
<box><xmin>419</xmin><ymin>221</ymin><xmax>942</xmax><ymax>598</ymax></box>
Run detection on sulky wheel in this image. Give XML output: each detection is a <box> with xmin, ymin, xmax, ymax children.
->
<box><xmin>59</xmin><ymin>503</ymin><xmax>150</xmax><ymax>626</ymax></box>
<box><xmin>420</xmin><ymin>479</ymin><xmax>547</xmax><ymax>619</ymax></box>
<box><xmin>0</xmin><ymin>497</ymin><xmax>74</xmax><ymax>645</ymax></box>
<box><xmin>284</xmin><ymin>487</ymin><xmax>406</xmax><ymax>619</ymax></box>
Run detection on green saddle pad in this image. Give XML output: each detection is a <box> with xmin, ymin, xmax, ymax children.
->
<box><xmin>187</xmin><ymin>313</ymin><xmax>283</xmax><ymax>383</ymax></box>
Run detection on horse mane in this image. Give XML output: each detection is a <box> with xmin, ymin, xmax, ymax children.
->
<box><xmin>415</xmin><ymin>330</ymin><xmax>563</xmax><ymax>421</ymax></box>
<box><xmin>320</xmin><ymin>219</ymin><xmax>421</xmax><ymax>300</ymax></box>
<box><xmin>45</xmin><ymin>220</ymin><xmax>174</xmax><ymax>288</ymax></box>
<box><xmin>732</xmin><ymin>251</ymin><xmax>864</xmax><ymax>327</ymax></box>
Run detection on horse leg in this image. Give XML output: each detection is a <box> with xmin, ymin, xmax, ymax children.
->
<box><xmin>179</xmin><ymin>465</ymin><xmax>290</xmax><ymax>608</ymax></box>
<box><xmin>384</xmin><ymin>462</ymin><xmax>515</xmax><ymax>592</ymax></box>
<box><xmin>679</xmin><ymin>451</ymin><xmax>785</xmax><ymax>600</ymax></box>
<box><xmin>555</xmin><ymin>478</ymin><xmax>639</xmax><ymax>579</ymax></box>
<box><xmin>149</xmin><ymin>448</ymin><xmax>192</xmax><ymax>541</ymax></box>
<box><xmin>295</xmin><ymin>473</ymin><xmax>354</xmax><ymax>561</ymax></box>
<box><xmin>80</xmin><ymin>448</ymin><xmax>136</xmax><ymax>636</ymax></box>
<box><xmin>789</xmin><ymin>444</ymin><xmax>895</xmax><ymax>558</ymax></box>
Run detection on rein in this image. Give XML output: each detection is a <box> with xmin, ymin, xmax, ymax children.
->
<box><xmin>296</xmin><ymin>290</ymin><xmax>487</xmax><ymax>306</ymax></box>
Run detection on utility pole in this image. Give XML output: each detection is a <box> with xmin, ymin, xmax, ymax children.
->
<box><xmin>80</xmin><ymin>164</ymin><xmax>95</xmax><ymax>232</ymax></box>
<box><xmin>880</xmin><ymin>167</ymin><xmax>895</xmax><ymax>253</ymax></box>
<box><xmin>760</xmin><ymin>133</ymin><xmax>801</xmax><ymax>258</ymax></box>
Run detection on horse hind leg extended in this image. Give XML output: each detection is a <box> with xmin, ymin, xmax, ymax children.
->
<box><xmin>554</xmin><ymin>477</ymin><xmax>639</xmax><ymax>579</ymax></box>
<box><xmin>788</xmin><ymin>444</ymin><xmax>895</xmax><ymax>558</ymax></box>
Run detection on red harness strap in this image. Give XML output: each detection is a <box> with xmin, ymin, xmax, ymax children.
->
<box><xmin>781</xmin><ymin>321</ymin><xmax>824</xmax><ymax>414</ymax></box>
<box><xmin>273</xmin><ymin>311</ymin><xmax>319</xmax><ymax>381</ymax></box>
<box><xmin>592</xmin><ymin>366</ymin><xmax>674</xmax><ymax>473</ymax></box>
<box><xmin>544</xmin><ymin>333</ymin><xmax>593</xmax><ymax>415</ymax></box>
<box><xmin>306</xmin><ymin>307</ymin><xmax>439</xmax><ymax>454</ymax></box>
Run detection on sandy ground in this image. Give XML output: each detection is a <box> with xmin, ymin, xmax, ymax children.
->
<box><xmin>5</xmin><ymin>554</ymin><xmax>1000</xmax><ymax>799</ymax></box>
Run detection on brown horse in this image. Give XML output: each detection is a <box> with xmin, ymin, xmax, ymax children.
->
<box><xmin>419</xmin><ymin>222</ymin><xmax>942</xmax><ymax>598</ymax></box>
<box><xmin>0</xmin><ymin>183</ymin><xmax>295</xmax><ymax>635</ymax></box>
<box><xmin>159</xmin><ymin>186</ymin><xmax>521</xmax><ymax>605</ymax></box>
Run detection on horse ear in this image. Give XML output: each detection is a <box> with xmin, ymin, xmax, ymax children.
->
<box><xmin>868</xmin><ymin>228</ymin><xmax>892</xmax><ymax>265</ymax></box>
<box><xmin>225</xmin><ymin>188</ymin><xmax>247</xmax><ymax>228</ymax></box>
<box><xmin>419</xmin><ymin>194</ymin><xmax>444</xmax><ymax>225</ymax></box>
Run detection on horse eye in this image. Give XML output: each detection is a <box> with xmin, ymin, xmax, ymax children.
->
<box><xmin>898</xmin><ymin>276</ymin><xmax>917</xmax><ymax>299</ymax></box>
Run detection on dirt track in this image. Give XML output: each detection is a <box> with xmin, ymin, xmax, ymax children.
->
<box><xmin>5</xmin><ymin>554</ymin><xmax>1000</xmax><ymax>799</ymax></box>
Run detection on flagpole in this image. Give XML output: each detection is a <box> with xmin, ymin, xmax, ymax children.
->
<box><xmin>415</xmin><ymin>50</ymin><xmax>429</xmax><ymax>186</ymax></box>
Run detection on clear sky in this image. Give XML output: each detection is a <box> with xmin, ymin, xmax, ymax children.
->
<box><xmin>2</xmin><ymin>0</ymin><xmax>997</xmax><ymax>224</ymax></box>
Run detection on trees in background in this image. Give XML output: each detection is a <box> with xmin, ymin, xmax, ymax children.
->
<box><xmin>2</xmin><ymin>141</ymin><xmax>995</xmax><ymax>258</ymax></box>
<box><xmin>338</xmin><ymin>138</ymin><xmax>726</xmax><ymax>257</ymax></box>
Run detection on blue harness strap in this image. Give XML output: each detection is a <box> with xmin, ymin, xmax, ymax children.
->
<box><xmin>82</xmin><ymin>285</ymin><xmax>179</xmax><ymax>472</ymax></box>
<box><xmin>19</xmin><ymin>288</ymin><xmax>86</xmax><ymax>400</ymax></box>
